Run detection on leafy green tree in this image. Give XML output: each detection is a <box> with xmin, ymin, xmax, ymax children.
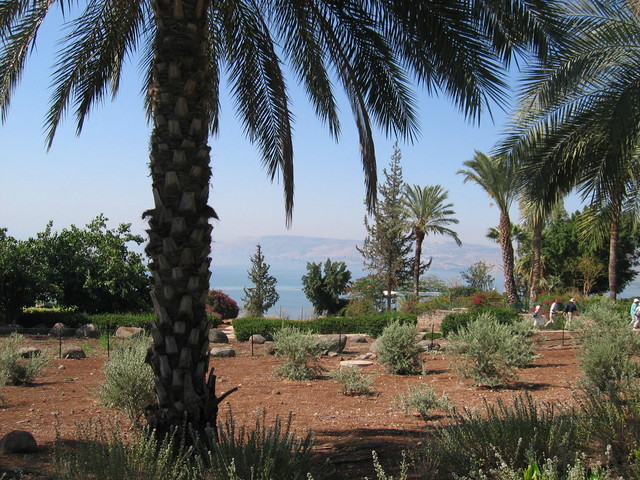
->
<box><xmin>0</xmin><ymin>0</ymin><xmax>557</xmax><ymax>432</ymax></box>
<box><xmin>461</xmin><ymin>261</ymin><xmax>495</xmax><ymax>292</ymax></box>
<box><xmin>458</xmin><ymin>152</ymin><xmax>520</xmax><ymax>306</ymax></box>
<box><xmin>419</xmin><ymin>274</ymin><xmax>448</xmax><ymax>294</ymax></box>
<box><xmin>302</xmin><ymin>259</ymin><xmax>351</xmax><ymax>316</ymax></box>
<box><xmin>402</xmin><ymin>184</ymin><xmax>461</xmax><ymax>297</ymax></box>
<box><xmin>358</xmin><ymin>144</ymin><xmax>412</xmax><ymax>311</ymax></box>
<box><xmin>243</xmin><ymin>245</ymin><xmax>279</xmax><ymax>318</ymax></box>
<box><xmin>344</xmin><ymin>275</ymin><xmax>386</xmax><ymax>316</ymax></box>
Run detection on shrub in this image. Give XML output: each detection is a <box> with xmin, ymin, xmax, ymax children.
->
<box><xmin>392</xmin><ymin>385</ymin><xmax>451</xmax><ymax>421</ymax></box>
<box><xmin>446</xmin><ymin>314</ymin><xmax>535</xmax><ymax>387</ymax></box>
<box><xmin>97</xmin><ymin>334</ymin><xmax>155</xmax><ymax>423</ymax></box>
<box><xmin>440</xmin><ymin>307</ymin><xmax>520</xmax><ymax>337</ymax></box>
<box><xmin>272</xmin><ymin>327</ymin><xmax>326</xmax><ymax>380</ymax></box>
<box><xmin>206</xmin><ymin>290</ymin><xmax>240</xmax><ymax>320</ymax></box>
<box><xmin>375</xmin><ymin>320</ymin><xmax>422</xmax><ymax>375</ymax></box>
<box><xmin>329</xmin><ymin>367</ymin><xmax>374</xmax><ymax>396</ymax></box>
<box><xmin>89</xmin><ymin>312</ymin><xmax>156</xmax><ymax>330</ymax></box>
<box><xmin>470</xmin><ymin>290</ymin><xmax>507</xmax><ymax>308</ymax></box>
<box><xmin>0</xmin><ymin>333</ymin><xmax>50</xmax><ymax>385</ymax></box>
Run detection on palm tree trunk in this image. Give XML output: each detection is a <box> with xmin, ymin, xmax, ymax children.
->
<box><xmin>608</xmin><ymin>212</ymin><xmax>620</xmax><ymax>300</ymax></box>
<box><xmin>413</xmin><ymin>230</ymin><xmax>424</xmax><ymax>297</ymax></box>
<box><xmin>144</xmin><ymin>0</ymin><xmax>220</xmax><ymax>436</ymax></box>
<box><xmin>500</xmin><ymin>212</ymin><xmax>520</xmax><ymax>307</ymax></box>
<box><xmin>529</xmin><ymin>218</ymin><xmax>542</xmax><ymax>306</ymax></box>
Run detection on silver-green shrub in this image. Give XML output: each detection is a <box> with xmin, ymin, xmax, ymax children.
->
<box><xmin>0</xmin><ymin>333</ymin><xmax>49</xmax><ymax>385</ymax></box>
<box><xmin>376</xmin><ymin>320</ymin><xmax>422</xmax><ymax>375</ymax></box>
<box><xmin>97</xmin><ymin>334</ymin><xmax>155</xmax><ymax>423</ymax></box>
<box><xmin>329</xmin><ymin>367</ymin><xmax>374</xmax><ymax>396</ymax></box>
<box><xmin>447</xmin><ymin>313</ymin><xmax>534</xmax><ymax>387</ymax></box>
<box><xmin>392</xmin><ymin>384</ymin><xmax>451</xmax><ymax>421</ymax></box>
<box><xmin>273</xmin><ymin>327</ymin><xmax>326</xmax><ymax>380</ymax></box>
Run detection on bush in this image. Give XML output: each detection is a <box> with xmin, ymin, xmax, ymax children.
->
<box><xmin>441</xmin><ymin>307</ymin><xmax>520</xmax><ymax>337</ymax></box>
<box><xmin>206</xmin><ymin>290</ymin><xmax>239</xmax><ymax>320</ymax></box>
<box><xmin>97</xmin><ymin>334</ymin><xmax>155</xmax><ymax>423</ymax></box>
<box><xmin>446</xmin><ymin>313</ymin><xmax>535</xmax><ymax>387</ymax></box>
<box><xmin>392</xmin><ymin>385</ymin><xmax>451</xmax><ymax>421</ymax></box>
<box><xmin>89</xmin><ymin>312</ymin><xmax>155</xmax><ymax>330</ymax></box>
<box><xmin>0</xmin><ymin>333</ymin><xmax>50</xmax><ymax>385</ymax></box>
<box><xmin>272</xmin><ymin>327</ymin><xmax>326</xmax><ymax>380</ymax></box>
<box><xmin>329</xmin><ymin>367</ymin><xmax>374</xmax><ymax>396</ymax></box>
<box><xmin>375</xmin><ymin>320</ymin><xmax>423</xmax><ymax>375</ymax></box>
<box><xmin>19</xmin><ymin>308</ymin><xmax>90</xmax><ymax>328</ymax></box>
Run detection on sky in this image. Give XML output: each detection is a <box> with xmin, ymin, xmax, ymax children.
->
<box><xmin>0</xmin><ymin>11</ymin><xmax>583</xmax><ymax>251</ymax></box>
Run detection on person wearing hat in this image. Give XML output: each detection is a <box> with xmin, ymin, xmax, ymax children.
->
<box><xmin>563</xmin><ymin>298</ymin><xmax>577</xmax><ymax>328</ymax></box>
<box><xmin>630</xmin><ymin>299</ymin><xmax>639</xmax><ymax>325</ymax></box>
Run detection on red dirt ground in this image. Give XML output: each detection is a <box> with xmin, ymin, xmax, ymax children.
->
<box><xmin>0</xmin><ymin>329</ymin><xmax>581</xmax><ymax>479</ymax></box>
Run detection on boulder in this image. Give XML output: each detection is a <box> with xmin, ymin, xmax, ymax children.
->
<box><xmin>0</xmin><ymin>430</ymin><xmax>37</xmax><ymax>454</ymax></box>
<box><xmin>49</xmin><ymin>323</ymin><xmax>73</xmax><ymax>337</ymax></box>
<box><xmin>17</xmin><ymin>347</ymin><xmax>42</xmax><ymax>358</ymax></box>
<box><xmin>210</xmin><ymin>347</ymin><xmax>236</xmax><ymax>358</ymax></box>
<box><xmin>76</xmin><ymin>323</ymin><xmax>100</xmax><ymax>338</ymax></box>
<box><xmin>350</xmin><ymin>335</ymin><xmax>368</xmax><ymax>344</ymax></box>
<box><xmin>339</xmin><ymin>359</ymin><xmax>373</xmax><ymax>368</ymax></box>
<box><xmin>115</xmin><ymin>327</ymin><xmax>144</xmax><ymax>339</ymax></box>
<box><xmin>61</xmin><ymin>345</ymin><xmax>86</xmax><ymax>360</ymax></box>
<box><xmin>318</xmin><ymin>334</ymin><xmax>347</xmax><ymax>353</ymax></box>
<box><xmin>208</xmin><ymin>329</ymin><xmax>229</xmax><ymax>344</ymax></box>
<box><xmin>249</xmin><ymin>334</ymin><xmax>266</xmax><ymax>344</ymax></box>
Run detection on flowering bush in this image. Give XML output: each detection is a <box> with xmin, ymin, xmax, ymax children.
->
<box><xmin>206</xmin><ymin>290</ymin><xmax>239</xmax><ymax>320</ymax></box>
<box><xmin>470</xmin><ymin>290</ymin><xmax>507</xmax><ymax>308</ymax></box>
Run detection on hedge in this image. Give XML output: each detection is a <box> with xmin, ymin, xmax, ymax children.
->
<box><xmin>232</xmin><ymin>313</ymin><xmax>417</xmax><ymax>342</ymax></box>
<box><xmin>441</xmin><ymin>307</ymin><xmax>520</xmax><ymax>337</ymax></box>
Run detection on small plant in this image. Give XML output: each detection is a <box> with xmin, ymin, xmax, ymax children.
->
<box><xmin>446</xmin><ymin>313</ymin><xmax>534</xmax><ymax>387</ymax></box>
<box><xmin>0</xmin><ymin>333</ymin><xmax>50</xmax><ymax>385</ymax></box>
<box><xmin>375</xmin><ymin>320</ymin><xmax>423</xmax><ymax>375</ymax></box>
<box><xmin>393</xmin><ymin>384</ymin><xmax>451</xmax><ymax>421</ymax></box>
<box><xmin>97</xmin><ymin>334</ymin><xmax>155</xmax><ymax>423</ymax></box>
<box><xmin>329</xmin><ymin>367</ymin><xmax>374</xmax><ymax>396</ymax></box>
<box><xmin>273</xmin><ymin>327</ymin><xmax>326</xmax><ymax>380</ymax></box>
<box><xmin>365</xmin><ymin>450</ymin><xmax>408</xmax><ymax>480</ymax></box>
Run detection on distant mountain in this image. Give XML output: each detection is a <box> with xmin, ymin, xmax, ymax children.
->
<box><xmin>211</xmin><ymin>235</ymin><xmax>501</xmax><ymax>275</ymax></box>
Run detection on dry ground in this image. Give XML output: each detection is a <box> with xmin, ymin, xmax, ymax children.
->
<box><xmin>0</xmin><ymin>329</ymin><xmax>581</xmax><ymax>479</ymax></box>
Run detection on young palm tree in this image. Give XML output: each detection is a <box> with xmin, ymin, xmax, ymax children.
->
<box><xmin>458</xmin><ymin>151</ymin><xmax>520</xmax><ymax>306</ymax></box>
<box><xmin>504</xmin><ymin>0</ymin><xmax>640</xmax><ymax>299</ymax></box>
<box><xmin>402</xmin><ymin>184</ymin><xmax>461</xmax><ymax>297</ymax></box>
<box><xmin>0</xmin><ymin>1</ymin><xmax>555</xmax><ymax>432</ymax></box>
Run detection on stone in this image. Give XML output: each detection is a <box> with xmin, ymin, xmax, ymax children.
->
<box><xmin>210</xmin><ymin>347</ymin><xmax>236</xmax><ymax>357</ymax></box>
<box><xmin>249</xmin><ymin>334</ymin><xmax>266</xmax><ymax>344</ymax></box>
<box><xmin>318</xmin><ymin>334</ymin><xmax>347</xmax><ymax>353</ymax></box>
<box><xmin>49</xmin><ymin>323</ymin><xmax>73</xmax><ymax>337</ymax></box>
<box><xmin>418</xmin><ymin>340</ymin><xmax>441</xmax><ymax>352</ymax></box>
<box><xmin>115</xmin><ymin>327</ymin><xmax>145</xmax><ymax>339</ymax></box>
<box><xmin>264</xmin><ymin>344</ymin><xmax>276</xmax><ymax>355</ymax></box>
<box><xmin>0</xmin><ymin>430</ymin><xmax>37</xmax><ymax>454</ymax></box>
<box><xmin>356</xmin><ymin>352</ymin><xmax>377</xmax><ymax>360</ymax></box>
<box><xmin>340</xmin><ymin>360</ymin><xmax>374</xmax><ymax>368</ymax></box>
<box><xmin>208</xmin><ymin>329</ymin><xmax>229</xmax><ymax>344</ymax></box>
<box><xmin>17</xmin><ymin>347</ymin><xmax>42</xmax><ymax>358</ymax></box>
<box><xmin>76</xmin><ymin>323</ymin><xmax>100</xmax><ymax>338</ymax></box>
<box><xmin>350</xmin><ymin>335</ymin><xmax>368</xmax><ymax>343</ymax></box>
<box><xmin>61</xmin><ymin>345</ymin><xmax>86</xmax><ymax>360</ymax></box>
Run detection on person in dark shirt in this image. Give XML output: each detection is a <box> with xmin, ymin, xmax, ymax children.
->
<box><xmin>563</xmin><ymin>298</ymin><xmax>577</xmax><ymax>328</ymax></box>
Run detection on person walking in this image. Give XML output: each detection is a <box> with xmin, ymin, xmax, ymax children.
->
<box><xmin>545</xmin><ymin>299</ymin><xmax>560</xmax><ymax>329</ymax></box>
<box><xmin>563</xmin><ymin>298</ymin><xmax>577</xmax><ymax>328</ymax></box>
<box><xmin>630</xmin><ymin>299</ymin><xmax>639</xmax><ymax>325</ymax></box>
<box><xmin>532</xmin><ymin>305</ymin><xmax>544</xmax><ymax>328</ymax></box>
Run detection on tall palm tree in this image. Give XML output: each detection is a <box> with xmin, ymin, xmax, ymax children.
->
<box><xmin>0</xmin><ymin>1</ymin><xmax>555</xmax><ymax>432</ymax></box>
<box><xmin>402</xmin><ymin>184</ymin><xmax>461</xmax><ymax>297</ymax></box>
<box><xmin>504</xmin><ymin>0</ymin><xmax>640</xmax><ymax>299</ymax></box>
<box><xmin>458</xmin><ymin>151</ymin><xmax>520</xmax><ymax>306</ymax></box>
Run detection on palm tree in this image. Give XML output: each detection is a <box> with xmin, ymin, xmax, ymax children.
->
<box><xmin>504</xmin><ymin>0</ymin><xmax>640</xmax><ymax>299</ymax></box>
<box><xmin>458</xmin><ymin>151</ymin><xmax>520</xmax><ymax>306</ymax></box>
<box><xmin>402</xmin><ymin>184</ymin><xmax>461</xmax><ymax>297</ymax></box>
<box><xmin>0</xmin><ymin>1</ymin><xmax>554</xmax><ymax>432</ymax></box>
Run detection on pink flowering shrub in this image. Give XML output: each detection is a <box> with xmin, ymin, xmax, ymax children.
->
<box><xmin>206</xmin><ymin>289</ymin><xmax>240</xmax><ymax>320</ymax></box>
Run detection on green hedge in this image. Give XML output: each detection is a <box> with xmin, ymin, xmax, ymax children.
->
<box><xmin>232</xmin><ymin>313</ymin><xmax>417</xmax><ymax>342</ymax></box>
<box><xmin>17</xmin><ymin>309</ymin><xmax>156</xmax><ymax>330</ymax></box>
<box><xmin>441</xmin><ymin>307</ymin><xmax>520</xmax><ymax>337</ymax></box>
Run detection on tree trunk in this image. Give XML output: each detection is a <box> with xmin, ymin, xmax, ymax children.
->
<box><xmin>529</xmin><ymin>218</ymin><xmax>542</xmax><ymax>306</ymax></box>
<box><xmin>499</xmin><ymin>212</ymin><xmax>520</xmax><ymax>307</ymax></box>
<box><xmin>144</xmin><ymin>0</ymin><xmax>220</xmax><ymax>436</ymax></box>
<box><xmin>413</xmin><ymin>230</ymin><xmax>424</xmax><ymax>297</ymax></box>
<box><xmin>608</xmin><ymin>212</ymin><xmax>620</xmax><ymax>300</ymax></box>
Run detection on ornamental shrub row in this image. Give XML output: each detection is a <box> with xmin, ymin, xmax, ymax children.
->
<box><xmin>441</xmin><ymin>307</ymin><xmax>520</xmax><ymax>337</ymax></box>
<box><xmin>232</xmin><ymin>312</ymin><xmax>417</xmax><ymax>342</ymax></box>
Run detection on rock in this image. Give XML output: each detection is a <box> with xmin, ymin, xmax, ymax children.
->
<box><xmin>418</xmin><ymin>340</ymin><xmax>441</xmax><ymax>351</ymax></box>
<box><xmin>264</xmin><ymin>344</ymin><xmax>276</xmax><ymax>355</ymax></box>
<box><xmin>76</xmin><ymin>323</ymin><xmax>100</xmax><ymax>338</ymax></box>
<box><xmin>58</xmin><ymin>365</ymin><xmax>65</xmax><ymax>370</ymax></box>
<box><xmin>350</xmin><ymin>335</ymin><xmax>368</xmax><ymax>343</ymax></box>
<box><xmin>356</xmin><ymin>352</ymin><xmax>377</xmax><ymax>360</ymax></box>
<box><xmin>61</xmin><ymin>345</ymin><xmax>86</xmax><ymax>360</ymax></box>
<box><xmin>249</xmin><ymin>334</ymin><xmax>266</xmax><ymax>344</ymax></box>
<box><xmin>318</xmin><ymin>334</ymin><xmax>347</xmax><ymax>353</ymax></box>
<box><xmin>115</xmin><ymin>327</ymin><xmax>144</xmax><ymax>339</ymax></box>
<box><xmin>49</xmin><ymin>323</ymin><xmax>73</xmax><ymax>337</ymax></box>
<box><xmin>210</xmin><ymin>347</ymin><xmax>236</xmax><ymax>357</ymax></box>
<box><xmin>0</xmin><ymin>430</ymin><xmax>37</xmax><ymax>454</ymax></box>
<box><xmin>340</xmin><ymin>359</ymin><xmax>374</xmax><ymax>368</ymax></box>
<box><xmin>208</xmin><ymin>329</ymin><xmax>229</xmax><ymax>344</ymax></box>
<box><xmin>327</xmin><ymin>351</ymin><xmax>339</xmax><ymax>357</ymax></box>
<box><xmin>17</xmin><ymin>347</ymin><xmax>42</xmax><ymax>358</ymax></box>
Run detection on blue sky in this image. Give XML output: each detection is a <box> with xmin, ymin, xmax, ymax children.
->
<box><xmin>0</xmin><ymin>12</ymin><xmax>583</xmax><ymax>250</ymax></box>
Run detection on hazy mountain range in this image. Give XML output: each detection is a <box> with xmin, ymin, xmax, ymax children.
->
<box><xmin>211</xmin><ymin>235</ymin><xmax>501</xmax><ymax>276</ymax></box>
